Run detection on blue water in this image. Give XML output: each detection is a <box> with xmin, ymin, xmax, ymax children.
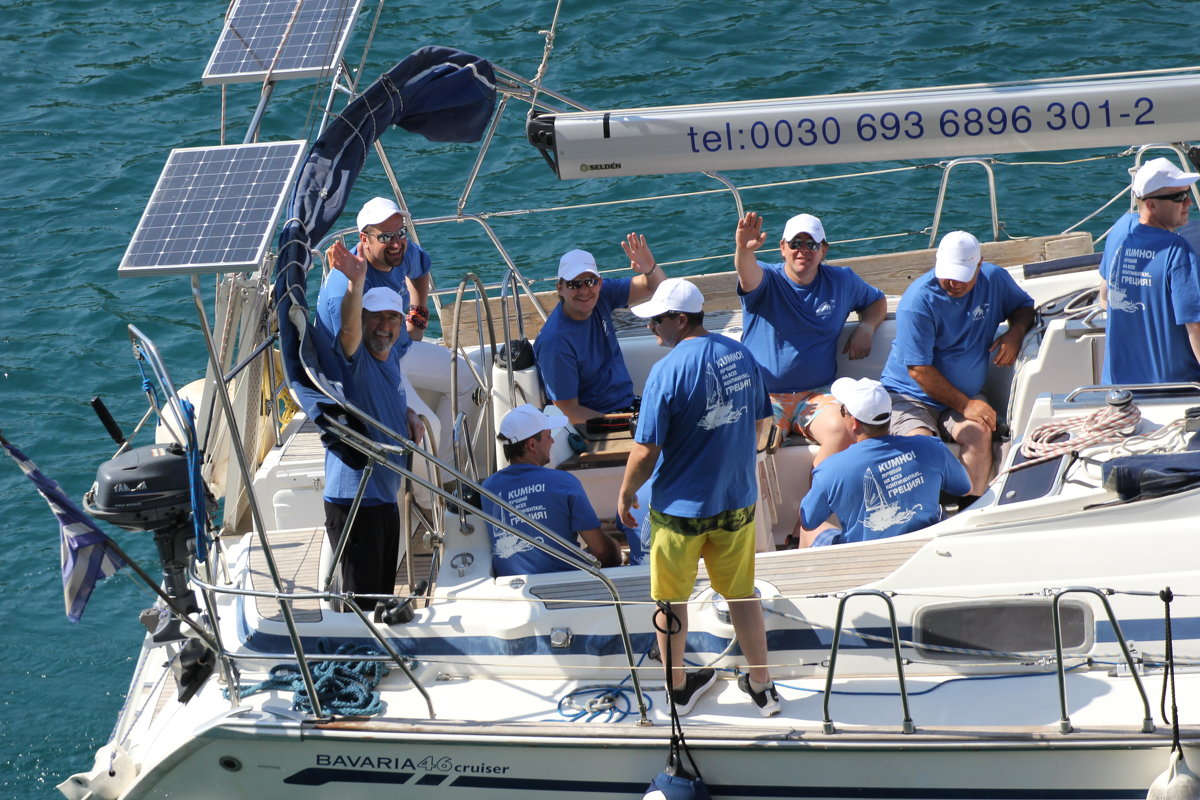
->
<box><xmin>1</xmin><ymin>0</ymin><xmax>1194</xmax><ymax>795</ymax></box>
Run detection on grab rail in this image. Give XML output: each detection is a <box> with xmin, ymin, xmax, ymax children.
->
<box><xmin>1051</xmin><ymin>586</ymin><xmax>1154</xmax><ymax>734</ymax></box>
<box><xmin>929</xmin><ymin>157</ymin><xmax>1001</xmax><ymax>246</ymax></box>
<box><xmin>821</xmin><ymin>589</ymin><xmax>915</xmax><ymax>734</ymax></box>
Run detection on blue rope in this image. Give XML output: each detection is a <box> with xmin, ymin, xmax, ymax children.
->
<box><xmin>554</xmin><ymin>647</ymin><xmax>654</xmax><ymax>723</ymax></box>
<box><xmin>135</xmin><ymin>356</ymin><xmax>161</xmax><ymax>412</ymax></box>
<box><xmin>228</xmin><ymin>639</ymin><xmax>391</xmax><ymax>717</ymax></box>
<box><xmin>179</xmin><ymin>399</ymin><xmax>209</xmax><ymax>563</ymax></box>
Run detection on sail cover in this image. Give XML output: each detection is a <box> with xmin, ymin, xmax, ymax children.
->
<box><xmin>274</xmin><ymin>46</ymin><xmax>496</xmax><ymax>459</ymax></box>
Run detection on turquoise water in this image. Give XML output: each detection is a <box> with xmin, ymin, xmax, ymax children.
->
<box><xmin>1</xmin><ymin>0</ymin><xmax>1195</xmax><ymax>795</ymax></box>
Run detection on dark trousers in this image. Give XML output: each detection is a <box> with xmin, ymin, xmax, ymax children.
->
<box><xmin>323</xmin><ymin>501</ymin><xmax>401</xmax><ymax>611</ymax></box>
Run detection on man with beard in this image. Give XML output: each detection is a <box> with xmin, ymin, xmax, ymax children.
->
<box><xmin>319</xmin><ymin>246</ymin><xmax>421</xmax><ymax>611</ymax></box>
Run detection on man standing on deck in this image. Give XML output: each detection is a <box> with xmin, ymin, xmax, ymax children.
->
<box><xmin>734</xmin><ymin>211</ymin><xmax>886</xmax><ymax>466</ymax></box>
<box><xmin>1098</xmin><ymin>157</ymin><xmax>1200</xmax><ymax>384</ymax></box>
<box><xmin>617</xmin><ymin>278</ymin><xmax>779</xmax><ymax>717</ymax></box>
<box><xmin>880</xmin><ymin>231</ymin><xmax>1034</xmax><ymax>504</ymax></box>
<box><xmin>483</xmin><ymin>405</ymin><xmax>620</xmax><ymax>576</ymax></box>
<box><xmin>797</xmin><ymin>377</ymin><xmax>970</xmax><ymax>547</ymax></box>
<box><xmin>320</xmin><ymin>197</ymin><xmax>480</xmax><ymax>476</ymax></box>
<box><xmin>534</xmin><ymin>235</ymin><xmax>664</xmax><ymax>425</ymax></box>
<box><xmin>320</xmin><ymin>248</ymin><xmax>421</xmax><ymax>610</ymax></box>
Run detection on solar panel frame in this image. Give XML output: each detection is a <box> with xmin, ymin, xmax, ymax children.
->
<box><xmin>201</xmin><ymin>0</ymin><xmax>365</xmax><ymax>86</ymax></box>
<box><xmin>118</xmin><ymin>140</ymin><xmax>308</xmax><ymax>278</ymax></box>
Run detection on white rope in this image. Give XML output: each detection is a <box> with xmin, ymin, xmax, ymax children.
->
<box><xmin>1004</xmin><ymin>401</ymin><xmax>1142</xmax><ymax>474</ymax></box>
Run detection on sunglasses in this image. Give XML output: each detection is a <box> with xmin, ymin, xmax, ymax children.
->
<box><xmin>649</xmin><ymin>312</ymin><xmax>681</xmax><ymax>326</ymax></box>
<box><xmin>1146</xmin><ymin>190</ymin><xmax>1191</xmax><ymax>203</ymax></box>
<box><xmin>786</xmin><ymin>237</ymin><xmax>823</xmax><ymax>252</ymax></box>
<box><xmin>563</xmin><ymin>276</ymin><xmax>600</xmax><ymax>290</ymax></box>
<box><xmin>365</xmin><ymin>229</ymin><xmax>407</xmax><ymax>244</ymax></box>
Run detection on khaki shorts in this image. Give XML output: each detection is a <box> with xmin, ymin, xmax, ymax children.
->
<box><xmin>770</xmin><ymin>388</ymin><xmax>839</xmax><ymax>439</ymax></box>
<box><xmin>649</xmin><ymin>505</ymin><xmax>756</xmax><ymax>602</ymax></box>
<box><xmin>888</xmin><ymin>391</ymin><xmax>984</xmax><ymax>439</ymax></box>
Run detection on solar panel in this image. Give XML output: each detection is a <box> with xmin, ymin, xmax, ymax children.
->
<box><xmin>118</xmin><ymin>141</ymin><xmax>308</xmax><ymax>277</ymax></box>
<box><xmin>202</xmin><ymin>0</ymin><xmax>365</xmax><ymax>86</ymax></box>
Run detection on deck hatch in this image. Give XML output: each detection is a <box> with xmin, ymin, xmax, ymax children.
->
<box><xmin>913</xmin><ymin>598</ymin><xmax>1093</xmax><ymax>660</ymax></box>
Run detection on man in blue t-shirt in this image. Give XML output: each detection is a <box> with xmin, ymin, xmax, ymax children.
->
<box><xmin>734</xmin><ymin>211</ymin><xmax>886</xmax><ymax>466</ymax></box>
<box><xmin>320</xmin><ymin>197</ymin><xmax>480</xmax><ymax>480</ymax></box>
<box><xmin>880</xmin><ymin>231</ymin><xmax>1034</xmax><ymax>502</ymax></box>
<box><xmin>533</xmin><ymin>236</ymin><xmax>664</xmax><ymax>424</ymax></box>
<box><xmin>618</xmin><ymin>278</ymin><xmax>780</xmax><ymax>718</ymax></box>
<box><xmin>319</xmin><ymin>250</ymin><xmax>421</xmax><ymax>610</ymax></box>
<box><xmin>482</xmin><ymin>405</ymin><xmax>619</xmax><ymax>576</ymax></box>
<box><xmin>1099</xmin><ymin>157</ymin><xmax>1200</xmax><ymax>384</ymax></box>
<box><xmin>797</xmin><ymin>377</ymin><xmax>970</xmax><ymax>547</ymax></box>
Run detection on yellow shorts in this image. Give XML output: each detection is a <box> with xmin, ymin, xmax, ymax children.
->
<box><xmin>771</xmin><ymin>389</ymin><xmax>838</xmax><ymax>439</ymax></box>
<box><xmin>649</xmin><ymin>505</ymin><xmax>756</xmax><ymax>602</ymax></box>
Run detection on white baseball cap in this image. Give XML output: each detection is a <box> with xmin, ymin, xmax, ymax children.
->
<box><xmin>831</xmin><ymin>377</ymin><xmax>892</xmax><ymax>425</ymax></box>
<box><xmin>498</xmin><ymin>404</ymin><xmax>570</xmax><ymax>444</ymax></box>
<box><xmin>558</xmin><ymin>249</ymin><xmax>601</xmax><ymax>281</ymax></box>
<box><xmin>934</xmin><ymin>230</ymin><xmax>982</xmax><ymax>283</ymax></box>
<box><xmin>357</xmin><ymin>196</ymin><xmax>409</xmax><ymax>231</ymax></box>
<box><xmin>1132</xmin><ymin>157</ymin><xmax>1200</xmax><ymax>199</ymax></box>
<box><xmin>362</xmin><ymin>287</ymin><xmax>406</xmax><ymax>314</ymax></box>
<box><xmin>782</xmin><ymin>213</ymin><xmax>826</xmax><ymax>244</ymax></box>
<box><xmin>630</xmin><ymin>277</ymin><xmax>704</xmax><ymax>318</ymax></box>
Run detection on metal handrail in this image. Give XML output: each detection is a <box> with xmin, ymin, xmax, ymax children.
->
<box><xmin>1051</xmin><ymin>586</ymin><xmax>1154</xmax><ymax>734</ymax></box>
<box><xmin>929</xmin><ymin>157</ymin><xmax>1001</xmax><ymax>246</ymax></box>
<box><xmin>821</xmin><ymin>589</ymin><xmax>915</xmax><ymax>735</ymax></box>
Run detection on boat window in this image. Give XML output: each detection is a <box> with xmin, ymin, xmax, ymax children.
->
<box><xmin>913</xmin><ymin>598</ymin><xmax>1093</xmax><ymax>661</ymax></box>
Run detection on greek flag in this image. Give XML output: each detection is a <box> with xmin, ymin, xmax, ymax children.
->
<box><xmin>2</xmin><ymin>436</ymin><xmax>125</xmax><ymax>623</ymax></box>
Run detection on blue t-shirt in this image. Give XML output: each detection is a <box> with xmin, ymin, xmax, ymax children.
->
<box><xmin>482</xmin><ymin>463</ymin><xmax>601</xmax><ymax>576</ymax></box>
<box><xmin>1100</xmin><ymin>217</ymin><xmax>1200</xmax><ymax>384</ymax></box>
<box><xmin>534</xmin><ymin>277</ymin><xmax>637</xmax><ymax>413</ymax></box>
<box><xmin>801</xmin><ymin>435</ymin><xmax>970</xmax><ymax>545</ymax></box>
<box><xmin>636</xmin><ymin>334</ymin><xmax>771</xmax><ymax>518</ymax></box>
<box><xmin>315</xmin><ymin>241</ymin><xmax>431</xmax><ymax>362</ymax></box>
<box><xmin>740</xmin><ymin>262</ymin><xmax>884</xmax><ymax>393</ymax></box>
<box><xmin>880</xmin><ymin>264</ymin><xmax>1033</xmax><ymax>409</ymax></box>
<box><xmin>322</xmin><ymin>339</ymin><xmax>411</xmax><ymax>506</ymax></box>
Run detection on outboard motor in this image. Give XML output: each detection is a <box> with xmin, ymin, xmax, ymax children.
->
<box><xmin>84</xmin><ymin>442</ymin><xmax>207</xmax><ymax>642</ymax></box>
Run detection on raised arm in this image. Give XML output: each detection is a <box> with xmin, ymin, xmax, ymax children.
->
<box><xmin>734</xmin><ymin>212</ymin><xmax>768</xmax><ymax>293</ymax></box>
<box><xmin>406</xmin><ymin>271</ymin><xmax>431</xmax><ymax>341</ymax></box>
<box><xmin>328</xmin><ymin>239</ymin><xmax>368</xmax><ymax>357</ymax></box>
<box><xmin>623</xmin><ymin>232</ymin><xmax>665</xmax><ymax>305</ymax></box>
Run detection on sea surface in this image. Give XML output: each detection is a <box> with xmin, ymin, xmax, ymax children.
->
<box><xmin>1</xmin><ymin>0</ymin><xmax>1195</xmax><ymax>796</ymax></box>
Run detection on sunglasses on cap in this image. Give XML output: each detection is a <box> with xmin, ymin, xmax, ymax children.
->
<box><xmin>786</xmin><ymin>237</ymin><xmax>823</xmax><ymax>252</ymax></box>
<box><xmin>563</xmin><ymin>276</ymin><xmax>599</xmax><ymax>290</ymax></box>
<box><xmin>1146</xmin><ymin>190</ymin><xmax>1191</xmax><ymax>203</ymax></box>
<box><xmin>365</xmin><ymin>229</ymin><xmax>407</xmax><ymax>244</ymax></box>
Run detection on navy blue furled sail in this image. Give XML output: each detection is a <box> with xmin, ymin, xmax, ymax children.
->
<box><xmin>274</xmin><ymin>46</ymin><xmax>496</xmax><ymax>457</ymax></box>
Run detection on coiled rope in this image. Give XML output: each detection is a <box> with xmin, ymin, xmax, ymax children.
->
<box><xmin>1004</xmin><ymin>400</ymin><xmax>1142</xmax><ymax>473</ymax></box>
<box><xmin>229</xmin><ymin>639</ymin><xmax>390</xmax><ymax>717</ymax></box>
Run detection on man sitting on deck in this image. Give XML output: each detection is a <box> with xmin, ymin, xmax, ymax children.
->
<box><xmin>1098</xmin><ymin>157</ymin><xmax>1200</xmax><ymax>384</ymax></box>
<box><xmin>734</xmin><ymin>211</ymin><xmax>886</xmax><ymax>466</ymax></box>
<box><xmin>880</xmin><ymin>231</ymin><xmax>1035</xmax><ymax>505</ymax></box>
<box><xmin>482</xmin><ymin>405</ymin><xmax>620</xmax><ymax>576</ymax></box>
<box><xmin>797</xmin><ymin>377</ymin><xmax>970</xmax><ymax>547</ymax></box>
<box><xmin>319</xmin><ymin>256</ymin><xmax>421</xmax><ymax>610</ymax></box>
<box><xmin>533</xmin><ymin>236</ymin><xmax>663</xmax><ymax>425</ymax></box>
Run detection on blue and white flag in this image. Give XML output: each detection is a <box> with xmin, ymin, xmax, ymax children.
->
<box><xmin>2</xmin><ymin>435</ymin><xmax>126</xmax><ymax>623</ymax></box>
